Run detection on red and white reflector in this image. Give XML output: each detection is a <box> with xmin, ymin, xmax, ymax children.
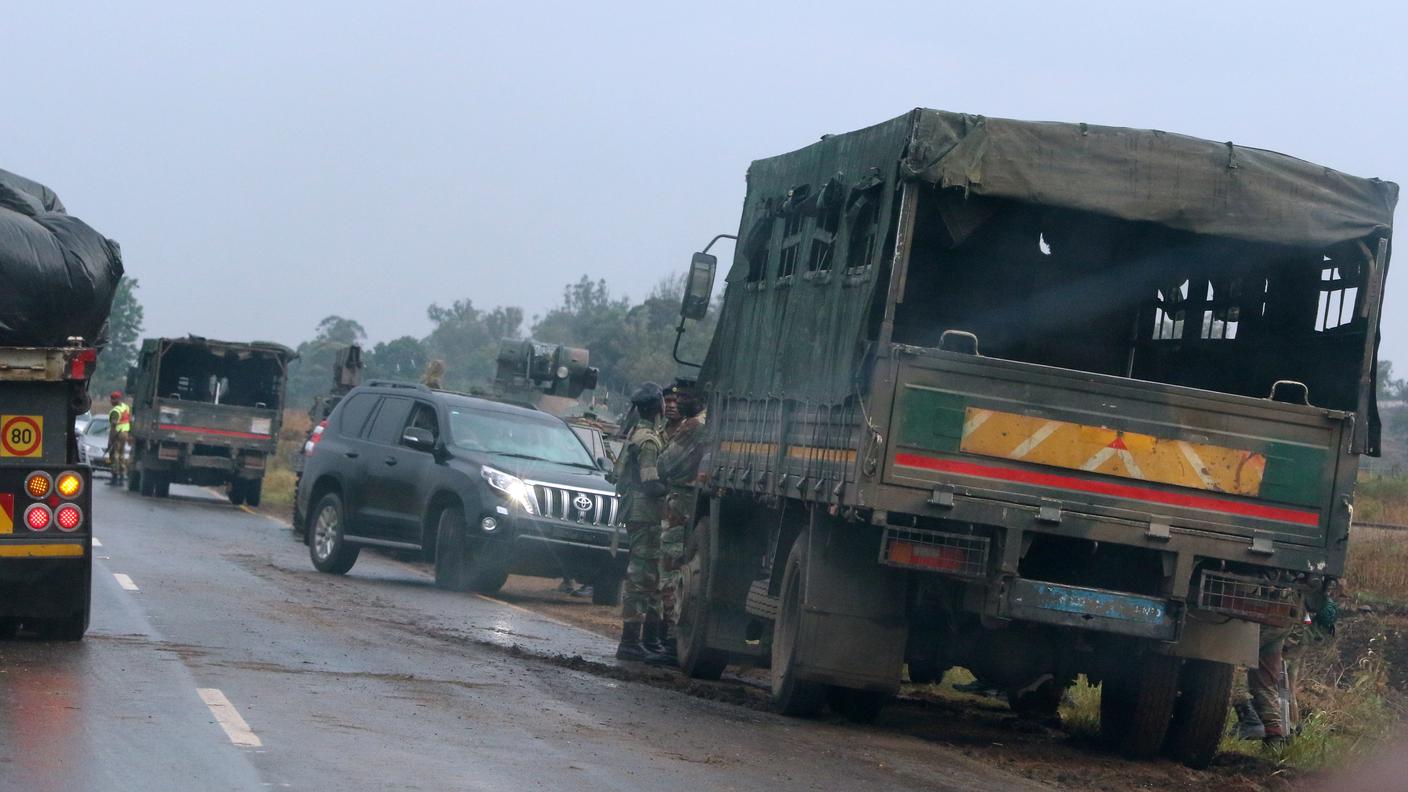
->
<box><xmin>24</xmin><ymin>504</ymin><xmax>53</xmax><ymax>531</ymax></box>
<box><xmin>887</xmin><ymin>539</ymin><xmax>969</xmax><ymax>573</ymax></box>
<box><xmin>55</xmin><ymin>504</ymin><xmax>83</xmax><ymax>532</ymax></box>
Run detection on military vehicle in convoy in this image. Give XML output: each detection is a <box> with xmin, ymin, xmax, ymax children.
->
<box><xmin>127</xmin><ymin>336</ymin><xmax>296</xmax><ymax>505</ymax></box>
<box><xmin>490</xmin><ymin>338</ymin><xmax>619</xmax><ymax>464</ymax></box>
<box><xmin>669</xmin><ymin>109</ymin><xmax>1397</xmax><ymax>767</ymax></box>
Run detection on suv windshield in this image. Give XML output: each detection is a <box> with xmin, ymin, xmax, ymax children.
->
<box><xmin>447</xmin><ymin>408</ymin><xmax>595</xmax><ymax>467</ymax></box>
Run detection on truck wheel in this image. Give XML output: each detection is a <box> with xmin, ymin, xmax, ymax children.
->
<box><xmin>309</xmin><ymin>493</ymin><xmax>359</xmax><ymax>574</ymax></box>
<box><xmin>37</xmin><ymin>612</ymin><xmax>88</xmax><ymax>641</ymax></box>
<box><xmin>245</xmin><ymin>479</ymin><xmax>262</xmax><ymax>508</ymax></box>
<box><xmin>0</xmin><ymin>619</ymin><xmax>18</xmax><ymax>639</ymax></box>
<box><xmin>1163</xmin><ymin>659</ymin><xmax>1234</xmax><ymax>769</ymax></box>
<box><xmin>829</xmin><ymin>687</ymin><xmax>891</xmax><ymax>723</ymax></box>
<box><xmin>154</xmin><ymin>476</ymin><xmax>170</xmax><ymax>498</ymax></box>
<box><xmin>771</xmin><ymin>532</ymin><xmax>826</xmax><ymax>717</ymax></box>
<box><xmin>1101</xmin><ymin>653</ymin><xmax>1181</xmax><ymax>758</ymax></box>
<box><xmin>228</xmin><ymin>480</ymin><xmax>246</xmax><ymax>506</ymax></box>
<box><xmin>677</xmin><ymin>518</ymin><xmax>728</xmax><ymax>681</ymax></box>
<box><xmin>127</xmin><ymin>469</ymin><xmax>141</xmax><ymax>492</ymax></box>
<box><xmin>592</xmin><ymin>568</ymin><xmax>623</xmax><ymax>606</ymax></box>
<box><xmin>140</xmin><ymin>470</ymin><xmax>156</xmax><ymax>497</ymax></box>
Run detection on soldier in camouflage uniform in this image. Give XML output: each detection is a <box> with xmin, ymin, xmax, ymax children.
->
<box><xmin>647</xmin><ymin>383</ymin><xmax>706</xmax><ymax>666</ymax></box>
<box><xmin>610</xmin><ymin>382</ymin><xmax>667</xmax><ymax>661</ymax></box>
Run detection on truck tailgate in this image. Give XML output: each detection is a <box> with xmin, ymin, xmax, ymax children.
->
<box><xmin>884</xmin><ymin>350</ymin><xmax>1350</xmax><ymax>548</ymax></box>
<box><xmin>151</xmin><ymin>401</ymin><xmax>278</xmax><ymax>445</ymax></box>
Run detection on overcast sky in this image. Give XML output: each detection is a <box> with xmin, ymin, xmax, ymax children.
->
<box><xmin>5</xmin><ymin>1</ymin><xmax>1404</xmax><ymax>358</ymax></box>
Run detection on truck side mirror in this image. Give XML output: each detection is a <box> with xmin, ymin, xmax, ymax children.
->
<box><xmin>680</xmin><ymin>253</ymin><xmax>717</xmax><ymax>321</ymax></box>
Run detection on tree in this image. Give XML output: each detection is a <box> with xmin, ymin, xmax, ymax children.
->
<box><xmin>366</xmin><ymin>336</ymin><xmax>429</xmax><ymax>381</ymax></box>
<box><xmin>423</xmin><ymin>300</ymin><xmax>525</xmax><ymax>389</ymax></box>
<box><xmin>285</xmin><ymin>315</ymin><xmax>367</xmax><ymax>408</ymax></box>
<box><xmin>90</xmin><ymin>278</ymin><xmax>145</xmax><ymax>401</ymax></box>
<box><xmin>1378</xmin><ymin>360</ymin><xmax>1407</xmax><ymax>401</ymax></box>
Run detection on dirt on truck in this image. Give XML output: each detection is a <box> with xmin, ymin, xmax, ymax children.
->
<box><xmin>668</xmin><ymin>108</ymin><xmax>1397</xmax><ymax>768</ymax></box>
<box><xmin>127</xmin><ymin>336</ymin><xmax>296</xmax><ymax>506</ymax></box>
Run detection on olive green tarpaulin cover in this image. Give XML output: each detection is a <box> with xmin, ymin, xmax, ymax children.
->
<box><xmin>700</xmin><ymin>108</ymin><xmax>1397</xmax><ymax>404</ymax></box>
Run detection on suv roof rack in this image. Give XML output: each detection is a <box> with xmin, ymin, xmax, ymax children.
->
<box><xmin>364</xmin><ymin>380</ymin><xmax>431</xmax><ymax>391</ymax></box>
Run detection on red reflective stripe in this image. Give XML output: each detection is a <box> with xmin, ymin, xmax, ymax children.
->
<box><xmin>893</xmin><ymin>453</ymin><xmax>1320</xmax><ymax>527</ymax></box>
<box><xmin>158</xmin><ymin>424</ymin><xmax>270</xmax><ymax>440</ymax></box>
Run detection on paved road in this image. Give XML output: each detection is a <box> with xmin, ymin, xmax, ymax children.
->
<box><xmin>0</xmin><ymin>482</ymin><xmax>1045</xmax><ymax>792</ymax></box>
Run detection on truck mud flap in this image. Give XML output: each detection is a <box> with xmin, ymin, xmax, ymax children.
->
<box><xmin>1001</xmin><ymin>579</ymin><xmax>1177</xmax><ymax>641</ymax></box>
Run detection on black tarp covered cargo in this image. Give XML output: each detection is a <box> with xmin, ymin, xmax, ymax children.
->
<box><xmin>0</xmin><ymin>168</ymin><xmax>123</xmax><ymax>347</ymax></box>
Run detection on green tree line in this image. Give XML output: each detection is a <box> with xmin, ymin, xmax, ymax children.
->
<box><xmin>88</xmin><ymin>274</ymin><xmax>717</xmax><ymax>416</ymax></box>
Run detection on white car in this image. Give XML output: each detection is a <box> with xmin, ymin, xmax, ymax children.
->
<box><xmin>77</xmin><ymin>416</ymin><xmax>115</xmax><ymax>473</ymax></box>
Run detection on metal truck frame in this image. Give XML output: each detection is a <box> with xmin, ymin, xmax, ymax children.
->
<box><xmin>671</xmin><ymin>109</ymin><xmax>1397</xmax><ymax>767</ymax></box>
<box><xmin>0</xmin><ymin>346</ymin><xmax>98</xmax><ymax>640</ymax></box>
<box><xmin>127</xmin><ymin>336</ymin><xmax>295</xmax><ymax>505</ymax></box>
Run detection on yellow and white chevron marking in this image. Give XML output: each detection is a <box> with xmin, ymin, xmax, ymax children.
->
<box><xmin>959</xmin><ymin>408</ymin><xmax>1266</xmax><ymax>496</ymax></box>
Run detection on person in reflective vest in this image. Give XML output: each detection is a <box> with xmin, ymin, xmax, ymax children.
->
<box><xmin>107</xmin><ymin>390</ymin><xmax>132</xmax><ymax>486</ymax></box>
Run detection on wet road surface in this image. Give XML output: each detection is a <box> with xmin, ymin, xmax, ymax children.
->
<box><xmin>0</xmin><ymin>482</ymin><xmax>1047</xmax><ymax>792</ymax></box>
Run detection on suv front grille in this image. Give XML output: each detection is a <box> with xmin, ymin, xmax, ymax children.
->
<box><xmin>526</xmin><ymin>482</ymin><xmax>621</xmax><ymax>527</ymax></box>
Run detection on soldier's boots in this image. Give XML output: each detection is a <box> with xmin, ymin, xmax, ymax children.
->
<box><xmin>640</xmin><ymin>620</ymin><xmax>665</xmax><ymax>656</ymax></box>
<box><xmin>1234</xmin><ymin>700</ymin><xmax>1267</xmax><ymax>741</ymax></box>
<box><xmin>644</xmin><ymin>622</ymin><xmax>679</xmax><ymax>667</ymax></box>
<box><xmin>615</xmin><ymin>622</ymin><xmax>647</xmax><ymax>661</ymax></box>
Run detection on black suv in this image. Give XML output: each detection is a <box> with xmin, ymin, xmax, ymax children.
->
<box><xmin>295</xmin><ymin>381</ymin><xmax>626</xmax><ymax>603</ymax></box>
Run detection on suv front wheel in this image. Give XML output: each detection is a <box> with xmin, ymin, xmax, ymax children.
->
<box><xmin>434</xmin><ymin>506</ymin><xmax>508</xmax><ymax>593</ymax></box>
<box><xmin>309</xmin><ymin>492</ymin><xmax>360</xmax><ymax>574</ymax></box>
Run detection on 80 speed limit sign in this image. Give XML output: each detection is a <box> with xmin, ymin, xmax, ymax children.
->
<box><xmin>0</xmin><ymin>415</ymin><xmax>43</xmax><ymax>458</ymax></box>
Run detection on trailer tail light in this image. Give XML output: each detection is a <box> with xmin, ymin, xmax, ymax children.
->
<box><xmin>55</xmin><ymin>504</ymin><xmax>83</xmax><ymax>532</ymax></box>
<box><xmin>880</xmin><ymin>526</ymin><xmax>990</xmax><ymax>579</ymax></box>
<box><xmin>25</xmin><ymin>472</ymin><xmax>53</xmax><ymax>499</ymax></box>
<box><xmin>56</xmin><ymin>471</ymin><xmax>84</xmax><ymax>499</ymax></box>
<box><xmin>24</xmin><ymin>504</ymin><xmax>53</xmax><ymax>531</ymax></box>
<box><xmin>304</xmin><ymin>420</ymin><xmax>328</xmax><ymax>456</ymax></box>
<box><xmin>66</xmin><ymin>348</ymin><xmax>98</xmax><ymax>380</ymax></box>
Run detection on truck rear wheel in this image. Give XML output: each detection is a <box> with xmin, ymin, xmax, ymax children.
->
<box><xmin>677</xmin><ymin>518</ymin><xmax>728</xmax><ymax>681</ymax></box>
<box><xmin>154</xmin><ymin>476</ymin><xmax>170</xmax><ymax>498</ymax></box>
<box><xmin>228</xmin><ymin>480</ymin><xmax>246</xmax><ymax>506</ymax></box>
<box><xmin>1163</xmin><ymin>659</ymin><xmax>1234</xmax><ymax>768</ymax></box>
<box><xmin>245</xmin><ymin>479</ymin><xmax>262</xmax><ymax>507</ymax></box>
<box><xmin>771</xmin><ymin>532</ymin><xmax>826</xmax><ymax>717</ymax></box>
<box><xmin>36</xmin><ymin>611</ymin><xmax>88</xmax><ymax>641</ymax></box>
<box><xmin>1100</xmin><ymin>653</ymin><xmax>1181</xmax><ymax>758</ymax></box>
<box><xmin>127</xmin><ymin>469</ymin><xmax>141</xmax><ymax>492</ymax></box>
<box><xmin>829</xmin><ymin>687</ymin><xmax>891</xmax><ymax>723</ymax></box>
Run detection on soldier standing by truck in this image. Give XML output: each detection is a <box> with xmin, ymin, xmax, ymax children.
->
<box><xmin>610</xmin><ymin>383</ymin><xmax>667</xmax><ymax>661</ymax></box>
<box><xmin>105</xmin><ymin>390</ymin><xmax>130</xmax><ymax>486</ymax></box>
<box><xmin>650</xmin><ymin>382</ymin><xmax>706</xmax><ymax>666</ymax></box>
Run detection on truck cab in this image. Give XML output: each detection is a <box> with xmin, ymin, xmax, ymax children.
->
<box><xmin>672</xmin><ymin>109</ymin><xmax>1396</xmax><ymax>767</ymax></box>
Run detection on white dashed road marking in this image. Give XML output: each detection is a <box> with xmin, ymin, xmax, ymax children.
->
<box><xmin>92</xmin><ymin>538</ymin><xmax>103</xmax><ymax>547</ymax></box>
<box><xmin>197</xmin><ymin>688</ymin><xmax>263</xmax><ymax>748</ymax></box>
<box><xmin>113</xmin><ymin>573</ymin><xmax>139</xmax><ymax>591</ymax></box>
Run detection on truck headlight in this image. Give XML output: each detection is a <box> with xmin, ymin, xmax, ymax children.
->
<box><xmin>481</xmin><ymin>466</ymin><xmax>537</xmax><ymax>515</ymax></box>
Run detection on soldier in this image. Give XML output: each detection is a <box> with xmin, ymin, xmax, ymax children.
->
<box><xmin>1234</xmin><ymin>586</ymin><xmax>1335</xmax><ymax>743</ymax></box>
<box><xmin>609</xmin><ymin>382</ymin><xmax>667</xmax><ymax>661</ymax></box>
<box><xmin>648</xmin><ymin>382</ymin><xmax>706</xmax><ymax>666</ymax></box>
<box><xmin>106</xmin><ymin>391</ymin><xmax>131</xmax><ymax>486</ymax></box>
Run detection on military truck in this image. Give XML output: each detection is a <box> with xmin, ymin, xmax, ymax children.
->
<box><xmin>127</xmin><ymin>336</ymin><xmax>296</xmax><ymax>505</ymax></box>
<box><xmin>670</xmin><ymin>109</ymin><xmax>1396</xmax><ymax>767</ymax></box>
<box><xmin>490</xmin><ymin>338</ymin><xmax>618</xmax><ymax>463</ymax></box>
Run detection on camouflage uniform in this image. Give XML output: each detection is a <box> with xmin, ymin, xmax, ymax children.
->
<box><xmin>614</xmin><ymin>420</ymin><xmax>665</xmax><ymax>624</ymax></box>
<box><xmin>658</xmin><ymin>413</ymin><xmax>706</xmax><ymax>624</ymax></box>
<box><xmin>1242</xmin><ymin>588</ymin><xmax>1334</xmax><ymax>740</ymax></box>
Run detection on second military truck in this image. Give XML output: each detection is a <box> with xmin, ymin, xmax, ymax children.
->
<box><xmin>670</xmin><ymin>109</ymin><xmax>1396</xmax><ymax>768</ymax></box>
<box><xmin>128</xmin><ymin>336</ymin><xmax>295</xmax><ymax>505</ymax></box>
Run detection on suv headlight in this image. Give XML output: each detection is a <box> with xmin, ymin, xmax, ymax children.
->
<box><xmin>481</xmin><ymin>466</ymin><xmax>537</xmax><ymax>515</ymax></box>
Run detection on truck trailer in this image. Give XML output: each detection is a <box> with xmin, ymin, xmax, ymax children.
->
<box><xmin>670</xmin><ymin>109</ymin><xmax>1396</xmax><ymax>767</ymax></box>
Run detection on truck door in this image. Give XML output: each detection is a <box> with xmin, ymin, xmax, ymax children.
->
<box><xmin>357</xmin><ymin>396</ymin><xmax>414</xmax><ymax>542</ymax></box>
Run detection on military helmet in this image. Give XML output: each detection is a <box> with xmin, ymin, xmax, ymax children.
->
<box><xmin>629</xmin><ymin>381</ymin><xmax>664</xmax><ymax>407</ymax></box>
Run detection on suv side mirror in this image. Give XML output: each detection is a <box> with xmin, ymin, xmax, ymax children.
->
<box><xmin>680</xmin><ymin>252</ymin><xmax>716</xmax><ymax>321</ymax></box>
<box><xmin>402</xmin><ymin>427</ymin><xmax>436</xmax><ymax>452</ymax></box>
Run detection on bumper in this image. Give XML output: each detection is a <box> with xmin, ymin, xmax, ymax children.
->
<box><xmin>0</xmin><ymin>542</ymin><xmax>90</xmax><ymax>619</ymax></box>
<box><xmin>481</xmin><ymin>512</ymin><xmax>628</xmax><ymax>575</ymax></box>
